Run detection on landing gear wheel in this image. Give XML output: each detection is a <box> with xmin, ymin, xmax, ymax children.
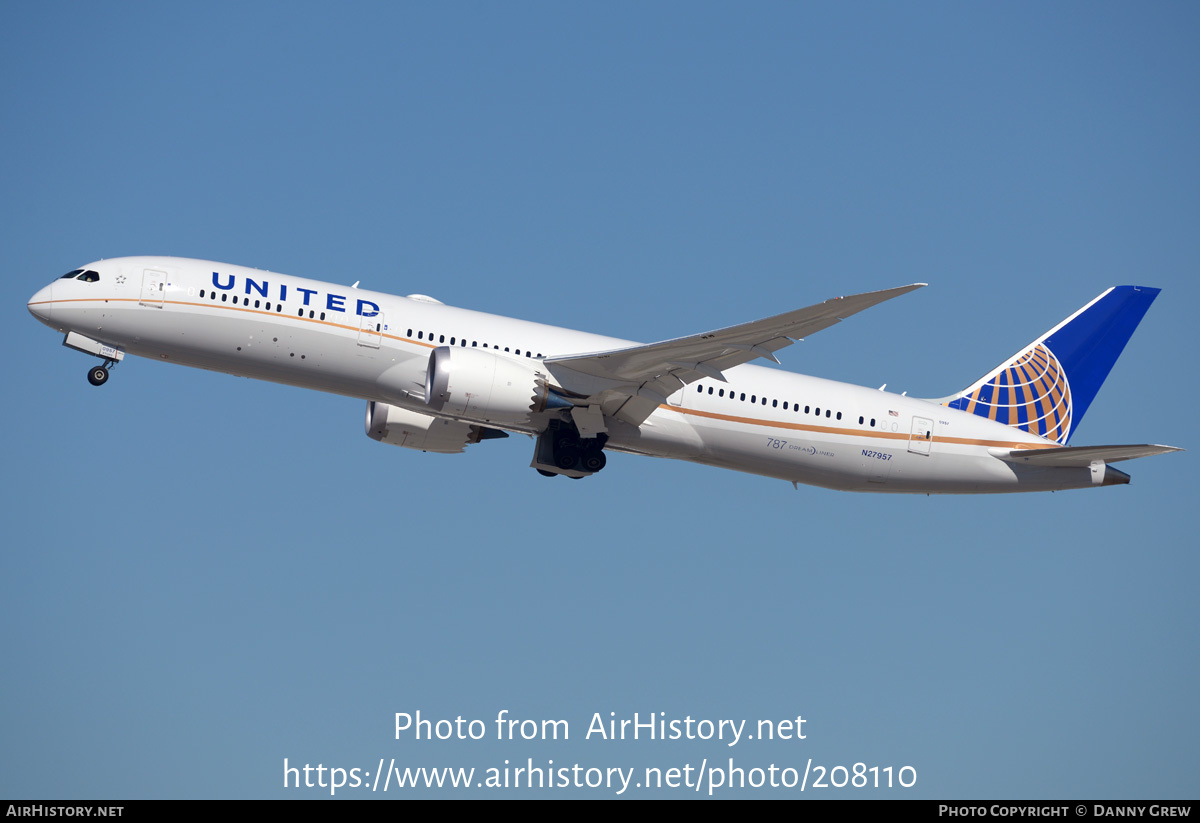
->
<box><xmin>87</xmin><ymin>366</ymin><xmax>109</xmax><ymax>386</ymax></box>
<box><xmin>554</xmin><ymin>445</ymin><xmax>581</xmax><ymax>470</ymax></box>
<box><xmin>536</xmin><ymin>469</ymin><xmax>558</xmax><ymax>478</ymax></box>
<box><xmin>582</xmin><ymin>451</ymin><xmax>607</xmax><ymax>472</ymax></box>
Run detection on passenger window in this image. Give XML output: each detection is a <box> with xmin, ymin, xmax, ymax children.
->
<box><xmin>222</xmin><ymin>294</ymin><xmax>228</xmax><ymax>302</ymax></box>
<box><xmin>200</xmin><ymin>289</ymin><xmax>206</xmax><ymax>298</ymax></box>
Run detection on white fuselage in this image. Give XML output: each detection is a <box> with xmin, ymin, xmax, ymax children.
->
<box><xmin>29</xmin><ymin>256</ymin><xmax>1101</xmax><ymax>493</ymax></box>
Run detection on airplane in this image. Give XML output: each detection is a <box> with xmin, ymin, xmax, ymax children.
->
<box><xmin>27</xmin><ymin>257</ymin><xmax>1180</xmax><ymax>493</ymax></box>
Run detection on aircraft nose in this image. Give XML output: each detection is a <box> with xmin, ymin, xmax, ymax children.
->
<box><xmin>27</xmin><ymin>282</ymin><xmax>55</xmax><ymax>324</ymax></box>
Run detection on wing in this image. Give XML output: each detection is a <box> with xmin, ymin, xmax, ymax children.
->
<box><xmin>545</xmin><ymin>283</ymin><xmax>925</xmax><ymax>427</ymax></box>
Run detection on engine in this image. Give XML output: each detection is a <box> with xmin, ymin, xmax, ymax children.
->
<box><xmin>365</xmin><ymin>401</ymin><xmax>506</xmax><ymax>453</ymax></box>
<box><xmin>424</xmin><ymin>346</ymin><xmax>569</xmax><ymax>427</ymax></box>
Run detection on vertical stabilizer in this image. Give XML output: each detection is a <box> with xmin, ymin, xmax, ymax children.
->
<box><xmin>942</xmin><ymin>286</ymin><xmax>1160</xmax><ymax>444</ymax></box>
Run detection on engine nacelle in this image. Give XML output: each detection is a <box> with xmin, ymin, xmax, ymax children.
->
<box><xmin>365</xmin><ymin>401</ymin><xmax>490</xmax><ymax>453</ymax></box>
<box><xmin>424</xmin><ymin>346</ymin><xmax>568</xmax><ymax>427</ymax></box>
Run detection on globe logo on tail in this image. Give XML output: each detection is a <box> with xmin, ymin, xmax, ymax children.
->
<box><xmin>949</xmin><ymin>344</ymin><xmax>1073</xmax><ymax>444</ymax></box>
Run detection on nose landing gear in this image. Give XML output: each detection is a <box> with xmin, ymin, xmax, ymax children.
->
<box><xmin>63</xmin><ymin>333</ymin><xmax>125</xmax><ymax>387</ymax></box>
<box><xmin>87</xmin><ymin>358</ymin><xmax>118</xmax><ymax>386</ymax></box>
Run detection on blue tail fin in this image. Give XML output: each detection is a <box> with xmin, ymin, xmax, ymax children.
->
<box><xmin>942</xmin><ymin>286</ymin><xmax>1160</xmax><ymax>444</ymax></box>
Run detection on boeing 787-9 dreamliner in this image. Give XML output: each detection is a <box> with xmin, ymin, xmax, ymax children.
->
<box><xmin>28</xmin><ymin>257</ymin><xmax>1180</xmax><ymax>493</ymax></box>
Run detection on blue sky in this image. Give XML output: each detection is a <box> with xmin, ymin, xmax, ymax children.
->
<box><xmin>2</xmin><ymin>2</ymin><xmax>1196</xmax><ymax>798</ymax></box>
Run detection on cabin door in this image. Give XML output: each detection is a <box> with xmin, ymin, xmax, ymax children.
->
<box><xmin>140</xmin><ymin>269</ymin><xmax>167</xmax><ymax>308</ymax></box>
<box><xmin>358</xmin><ymin>312</ymin><xmax>384</xmax><ymax>348</ymax></box>
<box><xmin>908</xmin><ymin>416</ymin><xmax>934</xmax><ymax>455</ymax></box>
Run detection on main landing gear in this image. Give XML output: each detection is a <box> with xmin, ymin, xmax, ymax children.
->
<box><xmin>87</xmin><ymin>359</ymin><xmax>117</xmax><ymax>386</ymax></box>
<box><xmin>531</xmin><ymin>419</ymin><xmax>608</xmax><ymax>479</ymax></box>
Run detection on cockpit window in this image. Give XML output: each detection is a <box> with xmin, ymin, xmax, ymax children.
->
<box><xmin>59</xmin><ymin>269</ymin><xmax>83</xmax><ymax>279</ymax></box>
<box><xmin>76</xmin><ymin>270</ymin><xmax>100</xmax><ymax>282</ymax></box>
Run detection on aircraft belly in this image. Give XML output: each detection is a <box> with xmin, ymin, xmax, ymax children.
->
<box><xmin>686</xmin><ymin>415</ymin><xmax>862</xmax><ymax>489</ymax></box>
<box><xmin>604</xmin><ymin>411</ymin><xmax>703</xmax><ymax>459</ymax></box>
<box><xmin>867</xmin><ymin>446</ymin><xmax>1097</xmax><ymax>494</ymax></box>
<box><xmin>668</xmin><ymin>412</ymin><xmax>1103</xmax><ymax>494</ymax></box>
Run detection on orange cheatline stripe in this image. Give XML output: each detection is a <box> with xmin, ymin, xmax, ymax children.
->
<box><xmin>39</xmin><ymin>298</ymin><xmax>1056</xmax><ymax>451</ymax></box>
<box><xmin>664</xmin><ymin>404</ymin><xmax>1056</xmax><ymax>450</ymax></box>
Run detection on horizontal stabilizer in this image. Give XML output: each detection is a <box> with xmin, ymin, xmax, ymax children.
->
<box><xmin>989</xmin><ymin>443</ymin><xmax>1182</xmax><ymax>467</ymax></box>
